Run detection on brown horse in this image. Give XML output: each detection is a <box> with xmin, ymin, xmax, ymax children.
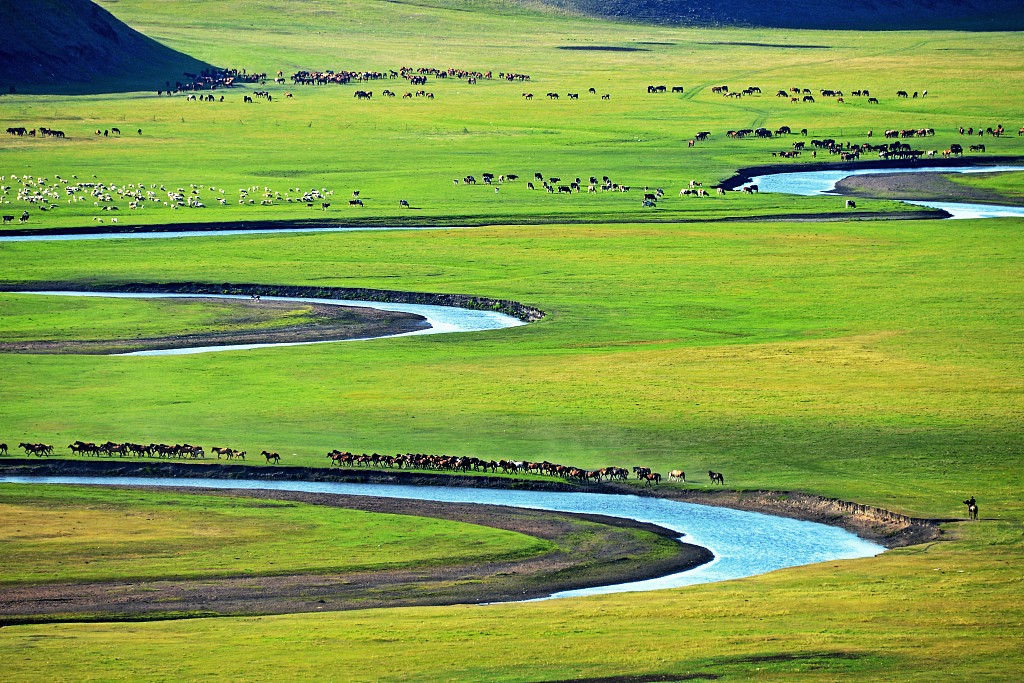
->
<box><xmin>262</xmin><ymin>450</ymin><xmax>281</xmax><ymax>464</ymax></box>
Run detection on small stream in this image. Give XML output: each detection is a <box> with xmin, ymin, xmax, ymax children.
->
<box><xmin>0</xmin><ymin>475</ymin><xmax>885</xmax><ymax>599</ymax></box>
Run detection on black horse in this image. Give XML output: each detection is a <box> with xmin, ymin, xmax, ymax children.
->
<box><xmin>964</xmin><ymin>497</ymin><xmax>978</xmax><ymax>520</ymax></box>
<box><xmin>709</xmin><ymin>470</ymin><xmax>725</xmax><ymax>485</ymax></box>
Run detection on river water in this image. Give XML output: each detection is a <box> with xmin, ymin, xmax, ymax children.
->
<box><xmin>0</xmin><ymin>475</ymin><xmax>885</xmax><ymax>599</ymax></box>
<box><xmin>9</xmin><ymin>291</ymin><xmax>525</xmax><ymax>355</ymax></box>
<box><xmin>749</xmin><ymin>165</ymin><xmax>1024</xmax><ymax>219</ymax></box>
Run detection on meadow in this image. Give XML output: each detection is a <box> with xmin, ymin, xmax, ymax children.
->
<box><xmin>1</xmin><ymin>0</ymin><xmax>1023</xmax><ymax>680</ymax></box>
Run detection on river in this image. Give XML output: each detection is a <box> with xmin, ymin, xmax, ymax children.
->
<box><xmin>9</xmin><ymin>291</ymin><xmax>525</xmax><ymax>355</ymax></box>
<box><xmin>748</xmin><ymin>164</ymin><xmax>1024</xmax><ymax>219</ymax></box>
<box><xmin>0</xmin><ymin>475</ymin><xmax>885</xmax><ymax>600</ymax></box>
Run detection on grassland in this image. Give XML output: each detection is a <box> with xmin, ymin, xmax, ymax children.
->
<box><xmin>0</xmin><ymin>483</ymin><xmax>553</xmax><ymax>584</ymax></box>
<box><xmin>0</xmin><ymin>0</ymin><xmax>1023</xmax><ymax>680</ymax></box>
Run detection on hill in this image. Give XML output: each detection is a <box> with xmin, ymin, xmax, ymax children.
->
<box><xmin>524</xmin><ymin>0</ymin><xmax>1024</xmax><ymax>31</ymax></box>
<box><xmin>0</xmin><ymin>0</ymin><xmax>215</xmax><ymax>94</ymax></box>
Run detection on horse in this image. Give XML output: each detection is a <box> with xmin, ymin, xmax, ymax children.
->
<box><xmin>964</xmin><ymin>497</ymin><xmax>978</xmax><ymax>520</ymax></box>
<box><xmin>262</xmin><ymin>451</ymin><xmax>281</xmax><ymax>464</ymax></box>
<box><xmin>709</xmin><ymin>470</ymin><xmax>725</xmax><ymax>485</ymax></box>
<box><xmin>643</xmin><ymin>472</ymin><xmax>661</xmax><ymax>487</ymax></box>
<box><xmin>668</xmin><ymin>470</ymin><xmax>686</xmax><ymax>482</ymax></box>
<box><xmin>0</xmin><ymin>443</ymin><xmax>7</xmax><ymax>455</ymax></box>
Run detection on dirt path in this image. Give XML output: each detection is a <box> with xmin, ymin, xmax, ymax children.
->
<box><xmin>0</xmin><ymin>485</ymin><xmax>711</xmax><ymax>625</ymax></box>
<box><xmin>832</xmin><ymin>171</ymin><xmax>1024</xmax><ymax>206</ymax></box>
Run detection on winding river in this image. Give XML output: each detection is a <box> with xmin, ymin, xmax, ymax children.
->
<box><xmin>11</xmin><ymin>291</ymin><xmax>525</xmax><ymax>355</ymax></box>
<box><xmin>0</xmin><ymin>475</ymin><xmax>885</xmax><ymax>599</ymax></box>
<box><xmin>749</xmin><ymin>164</ymin><xmax>1024</xmax><ymax>219</ymax></box>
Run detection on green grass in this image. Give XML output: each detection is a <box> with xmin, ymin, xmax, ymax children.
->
<box><xmin>0</xmin><ymin>484</ymin><xmax>553</xmax><ymax>584</ymax></box>
<box><xmin>0</xmin><ymin>295</ymin><xmax>356</xmax><ymax>342</ymax></box>
<box><xmin>1</xmin><ymin>0</ymin><xmax>1023</xmax><ymax>680</ymax></box>
<box><xmin>947</xmin><ymin>170</ymin><xmax>1024</xmax><ymax>197</ymax></box>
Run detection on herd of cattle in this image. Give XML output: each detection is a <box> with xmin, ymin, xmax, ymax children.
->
<box><xmin>4</xmin><ymin>441</ymin><xmax>726</xmax><ymax>486</ymax></box>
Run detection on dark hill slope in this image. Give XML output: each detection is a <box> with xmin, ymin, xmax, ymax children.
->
<box><xmin>0</xmin><ymin>0</ymin><xmax>215</xmax><ymax>94</ymax></box>
<box><xmin>527</xmin><ymin>0</ymin><xmax>1024</xmax><ymax>31</ymax></box>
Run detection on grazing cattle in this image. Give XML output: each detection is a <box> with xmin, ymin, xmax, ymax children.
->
<box><xmin>803</xmin><ymin>95</ymin><xmax>814</xmax><ymax>103</ymax></box>
<box><xmin>709</xmin><ymin>470</ymin><xmax>725</xmax><ymax>485</ymax></box>
<box><xmin>896</xmin><ymin>90</ymin><xmax>908</xmax><ymax>97</ymax></box>
<box><xmin>522</xmin><ymin>93</ymin><xmax>533</xmax><ymax>99</ymax></box>
<box><xmin>601</xmin><ymin>94</ymin><xmax>610</xmax><ymax>99</ymax></box>
<box><xmin>644</xmin><ymin>193</ymin><xmax>657</xmax><ymax>201</ymax></box>
<box><xmin>20</xmin><ymin>210</ymin><xmax>29</xmax><ymax>223</ymax></box>
<box><xmin>742</xmin><ymin>185</ymin><xmax>758</xmax><ymax>194</ymax></box>
<box><xmin>568</xmin><ymin>93</ymin><xmax>578</xmax><ymax>99</ymax></box>
<box><xmin>403</xmin><ymin>92</ymin><xmax>412</xmax><ymax>98</ymax></box>
<box><xmin>2</xmin><ymin>215</ymin><xmax>13</xmax><ymax>224</ymax></box>
<box><xmin>668</xmin><ymin>470</ymin><xmax>686</xmax><ymax>482</ymax></box>
<box><xmin>138</xmin><ymin>129</ymin><xmax>142</xmax><ymax>135</ymax></box>
<box><xmin>111</xmin><ymin>127</ymin><xmax>120</xmax><ymax>134</ymax></box>
<box><xmin>321</xmin><ymin>202</ymin><xmax>331</xmax><ymax>210</ymax></box>
<box><xmin>716</xmin><ymin>187</ymin><xmax>725</xmax><ymax>195</ymax></box>
<box><xmin>399</xmin><ymin>199</ymin><xmax>410</xmax><ymax>208</ymax></box>
<box><xmin>672</xmin><ymin>86</ymin><xmax>684</xmax><ymax>93</ymax></box>
<box><xmin>588</xmin><ymin>87</ymin><xmax>596</xmax><ymax>94</ymax></box>
<box><xmin>528</xmin><ymin>182</ymin><xmax>535</xmax><ymax>190</ymax></box>
<box><xmin>964</xmin><ymin>497</ymin><xmax>978</xmax><ymax>520</ymax></box>
<box><xmin>349</xmin><ymin>199</ymin><xmax>363</xmax><ymax>206</ymax></box>
<box><xmin>846</xmin><ymin>200</ymin><xmax>856</xmax><ymax>208</ymax></box>
<box><xmin>969</xmin><ymin>144</ymin><xmax>985</xmax><ymax>152</ymax></box>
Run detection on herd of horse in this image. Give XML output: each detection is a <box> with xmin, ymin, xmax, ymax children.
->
<box><xmin>8</xmin><ymin>440</ymin><xmax>285</xmax><ymax>463</ymax></box>
<box><xmin>324</xmin><ymin>450</ymin><xmax>728</xmax><ymax>487</ymax></box>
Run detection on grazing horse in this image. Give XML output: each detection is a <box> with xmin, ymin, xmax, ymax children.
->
<box><xmin>709</xmin><ymin>470</ymin><xmax>725</xmax><ymax>485</ymax></box>
<box><xmin>964</xmin><ymin>497</ymin><xmax>978</xmax><ymax>520</ymax></box>
<box><xmin>643</xmin><ymin>472</ymin><xmax>661</xmax><ymax>487</ymax></box>
<box><xmin>668</xmin><ymin>470</ymin><xmax>685</xmax><ymax>482</ymax></box>
<box><xmin>262</xmin><ymin>451</ymin><xmax>281</xmax><ymax>464</ymax></box>
<box><xmin>0</xmin><ymin>443</ymin><xmax>7</xmax><ymax>455</ymax></box>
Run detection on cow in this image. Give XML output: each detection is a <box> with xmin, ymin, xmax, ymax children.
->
<box><xmin>672</xmin><ymin>86</ymin><xmax>684</xmax><ymax>93</ymax></box>
<box><xmin>896</xmin><ymin>90</ymin><xmax>908</xmax><ymax>98</ymax></box>
<box><xmin>868</xmin><ymin>97</ymin><xmax>879</xmax><ymax>104</ymax></box>
<box><xmin>668</xmin><ymin>470</ymin><xmax>686</xmax><ymax>482</ymax></box>
<box><xmin>2</xmin><ymin>215</ymin><xmax>13</xmax><ymax>224</ymax></box>
<box><xmin>568</xmin><ymin>93</ymin><xmax>578</xmax><ymax>99</ymax></box>
<box><xmin>547</xmin><ymin>92</ymin><xmax>559</xmax><ymax>99</ymax></box>
<box><xmin>111</xmin><ymin>127</ymin><xmax>120</xmax><ymax>135</ymax></box>
<box><xmin>399</xmin><ymin>199</ymin><xmax>410</xmax><ymax>208</ymax></box>
<box><xmin>846</xmin><ymin>200</ymin><xmax>856</xmax><ymax>208</ymax></box>
<box><xmin>709</xmin><ymin>471</ymin><xmax>725</xmax><ymax>484</ymax></box>
<box><xmin>588</xmin><ymin>87</ymin><xmax>596</xmax><ymax>94</ymax></box>
<box><xmin>349</xmin><ymin>199</ymin><xmax>363</xmax><ymax>206</ymax></box>
<box><xmin>19</xmin><ymin>210</ymin><xmax>29</xmax><ymax>223</ymax></box>
<box><xmin>321</xmin><ymin>202</ymin><xmax>331</xmax><ymax>210</ymax></box>
<box><xmin>601</xmin><ymin>94</ymin><xmax>610</xmax><ymax>99</ymax></box>
<box><xmin>969</xmin><ymin>144</ymin><xmax>985</xmax><ymax>152</ymax></box>
<box><xmin>803</xmin><ymin>95</ymin><xmax>815</xmax><ymax>103</ymax></box>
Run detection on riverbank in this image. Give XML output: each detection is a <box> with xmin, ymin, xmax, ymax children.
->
<box><xmin>832</xmin><ymin>171</ymin><xmax>1024</xmax><ymax>206</ymax></box>
<box><xmin>0</xmin><ymin>474</ymin><xmax>711</xmax><ymax>625</ymax></box>
<box><xmin>0</xmin><ymin>298</ymin><xmax>429</xmax><ymax>354</ymax></box>
<box><xmin>0</xmin><ymin>458</ymin><xmax>946</xmax><ymax>548</ymax></box>
<box><xmin>0</xmin><ymin>280</ymin><xmax>546</xmax><ymax>323</ymax></box>
<box><xmin>720</xmin><ymin>154</ymin><xmax>1024</xmax><ymax>190</ymax></box>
